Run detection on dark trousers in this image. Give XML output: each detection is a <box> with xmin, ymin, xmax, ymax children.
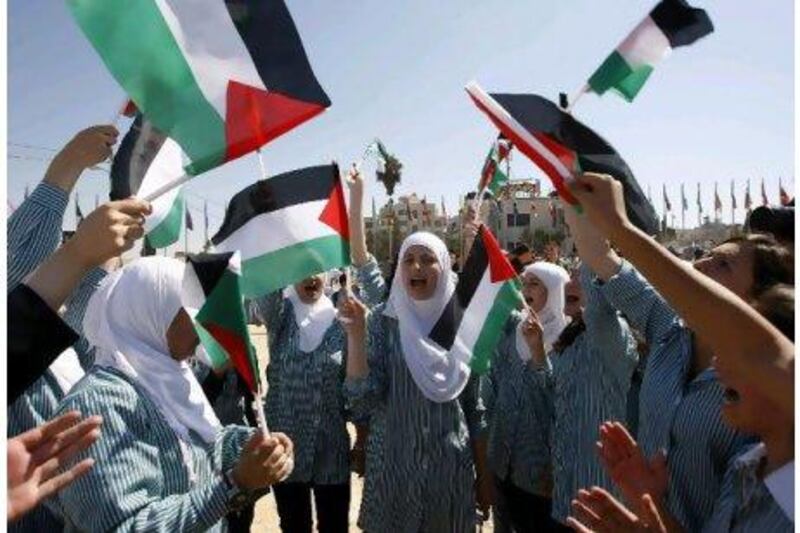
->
<box><xmin>273</xmin><ymin>481</ymin><xmax>350</xmax><ymax>533</ymax></box>
<box><xmin>493</xmin><ymin>474</ymin><xmax>570</xmax><ymax>533</ymax></box>
<box><xmin>225</xmin><ymin>502</ymin><xmax>255</xmax><ymax>533</ymax></box>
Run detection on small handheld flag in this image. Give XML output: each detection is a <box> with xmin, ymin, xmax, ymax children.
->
<box><xmin>212</xmin><ymin>164</ymin><xmax>350</xmax><ymax>297</ymax></box>
<box><xmin>429</xmin><ymin>225</ymin><xmax>524</xmax><ymax>375</ymax></box>
<box><xmin>478</xmin><ymin>137</ymin><xmax>513</xmax><ymax>195</ymax></box>
<box><xmin>587</xmin><ymin>0</ymin><xmax>714</xmax><ymax>102</ymax></box>
<box><xmin>111</xmin><ymin>114</ymin><xmax>188</xmax><ymax>248</ymax></box>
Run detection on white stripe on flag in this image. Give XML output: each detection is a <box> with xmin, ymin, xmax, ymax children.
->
<box><xmin>618</xmin><ymin>16</ymin><xmax>672</xmax><ymax>68</ymax></box>
<box><xmin>450</xmin><ymin>268</ymin><xmax>502</xmax><ymax>355</ymax></box>
<box><xmin>465</xmin><ymin>81</ymin><xmax>573</xmax><ymax>183</ymax></box>
<box><xmin>214</xmin><ymin>200</ymin><xmax>339</xmax><ymax>261</ymax></box>
<box><xmin>138</xmin><ymin>137</ymin><xmax>185</xmax><ymax>233</ymax></box>
<box><xmin>155</xmin><ymin>0</ymin><xmax>268</xmax><ymax>120</ymax></box>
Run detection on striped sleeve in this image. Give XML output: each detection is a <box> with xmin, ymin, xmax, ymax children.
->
<box><xmin>217</xmin><ymin>425</ymin><xmax>258</xmax><ymax>473</ymax></box>
<box><xmin>62</xmin><ymin>267</ymin><xmax>108</xmax><ymax>368</ymax></box>
<box><xmin>354</xmin><ymin>256</ymin><xmax>387</xmax><ymax>309</ymax></box>
<box><xmin>56</xmin><ymin>388</ymin><xmax>230</xmax><ymax>532</ymax></box>
<box><xmin>580</xmin><ymin>265</ymin><xmax>637</xmax><ymax>376</ymax></box>
<box><xmin>599</xmin><ymin>260</ymin><xmax>679</xmax><ymax>345</ymax></box>
<box><xmin>458</xmin><ymin>374</ymin><xmax>488</xmax><ymax>439</ymax></box>
<box><xmin>343</xmin><ymin>309</ymin><xmax>389</xmax><ymax>420</ymax></box>
<box><xmin>7</xmin><ymin>183</ymin><xmax>69</xmax><ymax>290</ymax></box>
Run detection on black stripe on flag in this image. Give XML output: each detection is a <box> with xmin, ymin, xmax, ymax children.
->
<box><xmin>429</xmin><ymin>232</ymin><xmax>490</xmax><ymax>350</ymax></box>
<box><xmin>212</xmin><ymin>164</ymin><xmax>340</xmax><ymax>245</ymax></box>
<box><xmin>490</xmin><ymin>93</ymin><xmax>660</xmax><ymax>236</ymax></box>
<box><xmin>649</xmin><ymin>0</ymin><xmax>714</xmax><ymax>48</ymax></box>
<box><xmin>187</xmin><ymin>252</ymin><xmax>235</xmax><ymax>298</ymax></box>
<box><xmin>225</xmin><ymin>0</ymin><xmax>330</xmax><ymax>108</ymax></box>
<box><xmin>110</xmin><ymin>113</ymin><xmax>167</xmax><ymax>200</ymax></box>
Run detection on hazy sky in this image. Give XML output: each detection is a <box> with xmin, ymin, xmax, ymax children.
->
<box><xmin>8</xmin><ymin>1</ymin><xmax>794</xmax><ymax>250</ymax></box>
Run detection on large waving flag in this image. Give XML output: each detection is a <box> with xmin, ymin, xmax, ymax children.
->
<box><xmin>212</xmin><ymin>164</ymin><xmax>350</xmax><ymax>297</ymax></box>
<box><xmin>182</xmin><ymin>251</ymin><xmax>260</xmax><ymax>392</ymax></box>
<box><xmin>429</xmin><ymin>225</ymin><xmax>524</xmax><ymax>374</ymax></box>
<box><xmin>466</xmin><ymin>82</ymin><xmax>659</xmax><ymax>235</ymax></box>
<box><xmin>110</xmin><ymin>114</ymin><xmax>188</xmax><ymax>248</ymax></box>
<box><xmin>587</xmin><ymin>0</ymin><xmax>714</xmax><ymax>102</ymax></box>
<box><xmin>70</xmin><ymin>0</ymin><xmax>331</xmax><ymax>176</ymax></box>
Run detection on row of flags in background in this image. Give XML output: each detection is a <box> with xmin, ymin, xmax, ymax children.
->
<box><xmin>657</xmin><ymin>178</ymin><xmax>793</xmax><ymax>217</ymax></box>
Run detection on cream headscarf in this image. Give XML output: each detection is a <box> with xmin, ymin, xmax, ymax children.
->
<box><xmin>384</xmin><ymin>232</ymin><xmax>467</xmax><ymax>403</ymax></box>
<box><xmin>516</xmin><ymin>261</ymin><xmax>571</xmax><ymax>360</ymax></box>
<box><xmin>283</xmin><ymin>273</ymin><xmax>337</xmax><ymax>353</ymax></box>
<box><xmin>83</xmin><ymin>257</ymin><xmax>221</xmax><ymax>452</ymax></box>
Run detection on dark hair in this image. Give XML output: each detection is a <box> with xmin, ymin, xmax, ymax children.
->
<box><xmin>753</xmin><ymin>284</ymin><xmax>794</xmax><ymax>341</ymax></box>
<box><xmin>553</xmin><ymin>314</ymin><xmax>586</xmax><ymax>354</ymax></box>
<box><xmin>512</xmin><ymin>244</ymin><xmax>531</xmax><ymax>256</ymax></box>
<box><xmin>747</xmin><ymin>206</ymin><xmax>794</xmax><ymax>243</ymax></box>
<box><xmin>339</xmin><ymin>273</ymin><xmax>347</xmax><ymax>285</ymax></box>
<box><xmin>721</xmin><ymin>233</ymin><xmax>794</xmax><ymax>298</ymax></box>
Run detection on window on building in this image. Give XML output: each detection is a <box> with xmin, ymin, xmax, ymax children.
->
<box><xmin>506</xmin><ymin>213</ymin><xmax>530</xmax><ymax>227</ymax></box>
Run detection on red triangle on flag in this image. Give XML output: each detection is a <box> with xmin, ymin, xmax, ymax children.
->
<box><xmin>224</xmin><ymin>81</ymin><xmax>327</xmax><ymax>163</ymax></box>
<box><xmin>202</xmin><ymin>322</ymin><xmax>256</xmax><ymax>392</ymax></box>
<box><xmin>318</xmin><ymin>179</ymin><xmax>350</xmax><ymax>240</ymax></box>
<box><xmin>481</xmin><ymin>226</ymin><xmax>516</xmax><ymax>283</ymax></box>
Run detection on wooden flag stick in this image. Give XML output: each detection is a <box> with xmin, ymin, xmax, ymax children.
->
<box><xmin>565</xmin><ymin>83</ymin><xmax>590</xmax><ymax>114</ymax></box>
<box><xmin>252</xmin><ymin>320</ymin><xmax>272</xmax><ymax>436</ymax></box>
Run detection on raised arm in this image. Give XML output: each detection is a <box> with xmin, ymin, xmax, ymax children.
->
<box><xmin>570</xmin><ymin>172</ymin><xmax>794</xmax><ymax>416</ymax></box>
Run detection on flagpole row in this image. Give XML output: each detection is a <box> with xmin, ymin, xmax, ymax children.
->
<box><xmin>140</xmin><ymin>173</ymin><xmax>192</xmax><ymax>203</ymax></box>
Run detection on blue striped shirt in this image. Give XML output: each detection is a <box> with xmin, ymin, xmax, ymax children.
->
<box><xmin>483</xmin><ymin>311</ymin><xmax>554</xmax><ymax>497</ymax></box>
<box><xmin>7</xmin><ymin>183</ymin><xmax>105</xmax><ymax>532</ymax></box>
<box><xmin>703</xmin><ymin>443</ymin><xmax>793</xmax><ymax>532</ymax></box>
<box><xmin>548</xmin><ymin>264</ymin><xmax>638</xmax><ymax>522</ymax></box>
<box><xmin>248</xmin><ymin>259</ymin><xmax>384</xmax><ymax>486</ymax></box>
<box><xmin>601</xmin><ymin>261</ymin><xmax>752</xmax><ymax>531</ymax></box>
<box><xmin>56</xmin><ymin>367</ymin><xmax>256</xmax><ymax>532</ymax></box>
<box><xmin>344</xmin><ymin>270</ymin><xmax>488</xmax><ymax>531</ymax></box>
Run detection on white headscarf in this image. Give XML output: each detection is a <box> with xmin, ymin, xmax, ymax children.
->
<box><xmin>516</xmin><ymin>261</ymin><xmax>571</xmax><ymax>360</ymax></box>
<box><xmin>283</xmin><ymin>274</ymin><xmax>337</xmax><ymax>353</ymax></box>
<box><xmin>384</xmin><ymin>232</ymin><xmax>467</xmax><ymax>403</ymax></box>
<box><xmin>83</xmin><ymin>257</ymin><xmax>221</xmax><ymax>450</ymax></box>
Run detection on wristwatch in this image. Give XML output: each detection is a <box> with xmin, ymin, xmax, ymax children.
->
<box><xmin>223</xmin><ymin>469</ymin><xmax>252</xmax><ymax>511</ymax></box>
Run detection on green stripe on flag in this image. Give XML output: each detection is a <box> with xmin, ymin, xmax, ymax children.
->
<box><xmin>588</xmin><ymin>51</ymin><xmax>653</xmax><ymax>102</ymax></box>
<box><xmin>147</xmin><ymin>193</ymin><xmax>185</xmax><ymax>248</ymax></box>
<box><xmin>68</xmin><ymin>0</ymin><xmax>226</xmax><ymax>174</ymax></box>
<box><xmin>240</xmin><ymin>235</ymin><xmax>351</xmax><ymax>297</ymax></box>
<box><xmin>470</xmin><ymin>280</ymin><xmax>523</xmax><ymax>374</ymax></box>
<box><xmin>195</xmin><ymin>322</ymin><xmax>231</xmax><ymax>370</ymax></box>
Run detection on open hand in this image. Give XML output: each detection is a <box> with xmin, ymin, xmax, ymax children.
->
<box><xmin>8</xmin><ymin>411</ymin><xmax>103</xmax><ymax>523</ymax></box>
<box><xmin>569</xmin><ymin>173</ymin><xmax>631</xmax><ymax>241</ymax></box>
<box><xmin>596</xmin><ymin>422</ymin><xmax>668</xmax><ymax>511</ymax></box>
<box><xmin>567</xmin><ymin>487</ymin><xmax>667</xmax><ymax>533</ymax></box>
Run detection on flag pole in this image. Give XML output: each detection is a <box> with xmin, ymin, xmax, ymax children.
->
<box><xmin>140</xmin><ymin>174</ymin><xmax>192</xmax><ymax>202</ymax></box>
<box><xmin>565</xmin><ymin>83</ymin><xmax>590</xmax><ymax>114</ymax></box>
<box><xmin>252</xmin><ymin>320</ymin><xmax>272</xmax><ymax>436</ymax></box>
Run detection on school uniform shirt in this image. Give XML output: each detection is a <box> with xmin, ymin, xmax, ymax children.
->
<box><xmin>548</xmin><ymin>264</ymin><xmax>639</xmax><ymax>523</ymax></box>
<box><xmin>7</xmin><ymin>183</ymin><xmax>105</xmax><ymax>532</ymax></box>
<box><xmin>601</xmin><ymin>261</ymin><xmax>752</xmax><ymax>531</ymax></box>
<box><xmin>344</xmin><ymin>301</ymin><xmax>488</xmax><ymax>533</ymax></box>
<box><xmin>703</xmin><ymin>443</ymin><xmax>793</xmax><ymax>532</ymax></box>
<box><xmin>765</xmin><ymin>461</ymin><xmax>794</xmax><ymax>522</ymax></box>
<box><xmin>56</xmin><ymin>367</ymin><xmax>255</xmax><ymax>532</ymax></box>
<box><xmin>483</xmin><ymin>311</ymin><xmax>554</xmax><ymax>498</ymax></box>
<box><xmin>249</xmin><ymin>259</ymin><xmax>384</xmax><ymax>486</ymax></box>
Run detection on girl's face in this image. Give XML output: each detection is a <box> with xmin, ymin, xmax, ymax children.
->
<box><xmin>693</xmin><ymin>242</ymin><xmax>754</xmax><ymax>299</ymax></box>
<box><xmin>402</xmin><ymin>245</ymin><xmax>442</xmax><ymax>301</ymax></box>
<box><xmin>294</xmin><ymin>274</ymin><xmax>325</xmax><ymax>304</ymax></box>
<box><xmin>166</xmin><ymin>309</ymin><xmax>199</xmax><ymax>361</ymax></box>
<box><xmin>521</xmin><ymin>273</ymin><xmax>549</xmax><ymax>313</ymax></box>
<box><xmin>564</xmin><ymin>277</ymin><xmax>584</xmax><ymax>319</ymax></box>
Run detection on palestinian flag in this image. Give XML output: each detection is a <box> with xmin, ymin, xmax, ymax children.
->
<box><xmin>478</xmin><ymin>137</ymin><xmax>512</xmax><ymax>194</ymax></box>
<box><xmin>745</xmin><ymin>181</ymin><xmax>753</xmax><ymax>211</ymax></box>
<box><xmin>588</xmin><ymin>0</ymin><xmax>714</xmax><ymax>102</ymax></box>
<box><xmin>212</xmin><ymin>164</ymin><xmax>350</xmax><ymax>297</ymax></box>
<box><xmin>663</xmin><ymin>184</ymin><xmax>672</xmax><ymax>212</ymax></box>
<box><xmin>429</xmin><ymin>225</ymin><xmax>524</xmax><ymax>374</ymax></box>
<box><xmin>761</xmin><ymin>179</ymin><xmax>769</xmax><ymax>206</ymax></box>
<box><xmin>730</xmin><ymin>180</ymin><xmax>737</xmax><ymax>210</ymax></box>
<box><xmin>714</xmin><ymin>183</ymin><xmax>722</xmax><ymax>213</ymax></box>
<box><xmin>466</xmin><ymin>82</ymin><xmax>659</xmax><ymax>235</ymax></box>
<box><xmin>182</xmin><ymin>251</ymin><xmax>260</xmax><ymax>392</ymax></box>
<box><xmin>110</xmin><ymin>114</ymin><xmax>188</xmax><ymax>248</ymax></box>
<box><xmin>70</xmin><ymin>0</ymin><xmax>330</xmax><ymax>176</ymax></box>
